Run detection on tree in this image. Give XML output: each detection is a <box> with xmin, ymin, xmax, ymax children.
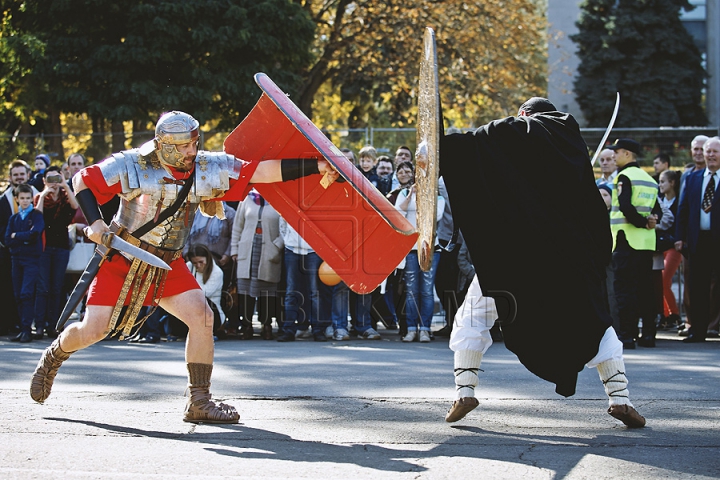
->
<box><xmin>299</xmin><ymin>0</ymin><xmax>547</xmax><ymax>128</ymax></box>
<box><xmin>573</xmin><ymin>0</ymin><xmax>707</xmax><ymax>127</ymax></box>
<box><xmin>0</xmin><ymin>7</ymin><xmax>54</xmax><ymax>158</ymax></box>
<box><xmin>0</xmin><ymin>0</ymin><xmax>315</xmax><ymax>164</ymax></box>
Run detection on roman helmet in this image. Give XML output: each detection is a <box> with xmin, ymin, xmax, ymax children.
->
<box><xmin>154</xmin><ymin>111</ymin><xmax>200</xmax><ymax>168</ymax></box>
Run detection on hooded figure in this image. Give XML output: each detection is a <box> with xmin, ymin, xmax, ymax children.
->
<box><xmin>440</xmin><ymin>98</ymin><xmax>645</xmax><ymax>428</ymax></box>
<box><xmin>29</xmin><ymin>154</ymin><xmax>52</xmax><ymax>191</ymax></box>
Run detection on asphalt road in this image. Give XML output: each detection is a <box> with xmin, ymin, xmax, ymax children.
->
<box><xmin>1</xmin><ymin>329</ymin><xmax>718</xmax><ymax>479</ymax></box>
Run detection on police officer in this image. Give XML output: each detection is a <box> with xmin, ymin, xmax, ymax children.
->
<box><xmin>608</xmin><ymin>138</ymin><xmax>660</xmax><ymax>349</ymax></box>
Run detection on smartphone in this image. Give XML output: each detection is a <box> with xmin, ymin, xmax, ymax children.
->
<box><xmin>46</xmin><ymin>175</ymin><xmax>63</xmax><ymax>184</ymax></box>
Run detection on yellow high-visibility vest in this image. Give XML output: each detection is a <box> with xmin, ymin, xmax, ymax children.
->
<box><xmin>610</xmin><ymin>166</ymin><xmax>657</xmax><ymax>251</ymax></box>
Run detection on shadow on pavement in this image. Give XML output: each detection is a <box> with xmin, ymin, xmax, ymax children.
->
<box><xmin>45</xmin><ymin>417</ymin><xmax>427</xmax><ymax>473</ymax></box>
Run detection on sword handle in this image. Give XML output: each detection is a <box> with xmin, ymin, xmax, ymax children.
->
<box><xmin>100</xmin><ymin>231</ymin><xmax>115</xmax><ymax>248</ymax></box>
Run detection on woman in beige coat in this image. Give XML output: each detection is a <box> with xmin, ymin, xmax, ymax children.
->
<box><xmin>230</xmin><ymin>190</ymin><xmax>284</xmax><ymax>339</ymax></box>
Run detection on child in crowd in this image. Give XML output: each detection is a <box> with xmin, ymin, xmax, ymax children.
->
<box><xmin>598</xmin><ymin>184</ymin><xmax>612</xmax><ymax>211</ymax></box>
<box><xmin>5</xmin><ymin>184</ymin><xmax>45</xmax><ymax>343</ymax></box>
<box><xmin>657</xmin><ymin>169</ymin><xmax>682</xmax><ymax>329</ymax></box>
<box><xmin>357</xmin><ymin>145</ymin><xmax>379</xmax><ymax>187</ymax></box>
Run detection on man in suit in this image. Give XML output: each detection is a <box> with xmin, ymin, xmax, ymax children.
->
<box><xmin>674</xmin><ymin>136</ymin><xmax>720</xmax><ymax>343</ymax></box>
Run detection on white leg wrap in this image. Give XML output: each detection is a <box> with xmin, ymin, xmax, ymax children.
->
<box><xmin>597</xmin><ymin>358</ymin><xmax>633</xmax><ymax>407</ymax></box>
<box><xmin>454</xmin><ymin>349</ymin><xmax>483</xmax><ymax>400</ymax></box>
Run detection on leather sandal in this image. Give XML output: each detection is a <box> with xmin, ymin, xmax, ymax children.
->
<box><xmin>184</xmin><ymin>363</ymin><xmax>239</xmax><ymax>424</ymax></box>
<box><xmin>30</xmin><ymin>338</ymin><xmax>73</xmax><ymax>403</ymax></box>
<box><xmin>608</xmin><ymin>404</ymin><xmax>646</xmax><ymax>428</ymax></box>
<box><xmin>445</xmin><ymin>397</ymin><xmax>479</xmax><ymax>422</ymax></box>
<box><xmin>184</xmin><ymin>390</ymin><xmax>240</xmax><ymax>424</ymax></box>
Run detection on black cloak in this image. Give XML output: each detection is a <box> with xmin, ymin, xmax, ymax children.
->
<box><xmin>440</xmin><ymin>111</ymin><xmax>612</xmax><ymax>397</ymax></box>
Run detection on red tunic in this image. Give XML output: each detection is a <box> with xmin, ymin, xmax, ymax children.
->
<box><xmin>81</xmin><ymin>159</ymin><xmax>257</xmax><ymax>306</ymax></box>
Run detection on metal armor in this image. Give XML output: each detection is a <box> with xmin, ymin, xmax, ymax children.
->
<box><xmin>98</xmin><ymin>146</ymin><xmax>242</xmax><ymax>250</ymax></box>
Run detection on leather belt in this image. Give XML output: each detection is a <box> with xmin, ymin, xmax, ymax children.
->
<box><xmin>112</xmin><ymin>222</ymin><xmax>183</xmax><ymax>264</ymax></box>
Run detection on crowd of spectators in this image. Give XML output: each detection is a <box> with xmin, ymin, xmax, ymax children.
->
<box><xmin>598</xmin><ymin>135</ymin><xmax>720</xmax><ymax>347</ymax></box>
<box><xmin>2</xmin><ymin>157</ymin><xmax>80</xmax><ymax>343</ymax></box>
<box><xmin>4</xmin><ymin>135</ymin><xmax>718</xmax><ymax>348</ymax></box>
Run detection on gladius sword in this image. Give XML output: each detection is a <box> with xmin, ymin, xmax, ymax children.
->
<box><xmin>590</xmin><ymin>92</ymin><xmax>621</xmax><ymax>166</ymax></box>
<box><xmin>55</xmin><ymin>232</ymin><xmax>171</xmax><ymax>331</ymax></box>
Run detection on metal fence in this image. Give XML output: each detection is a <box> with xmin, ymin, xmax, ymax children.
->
<box><xmin>327</xmin><ymin>126</ymin><xmax>720</xmax><ymax>167</ymax></box>
<box><xmin>3</xmin><ymin>125</ymin><xmax>719</xmax><ymax>168</ymax></box>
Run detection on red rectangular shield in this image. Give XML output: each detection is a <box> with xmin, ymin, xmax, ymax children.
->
<box><xmin>224</xmin><ymin>73</ymin><xmax>417</xmax><ymax>293</ymax></box>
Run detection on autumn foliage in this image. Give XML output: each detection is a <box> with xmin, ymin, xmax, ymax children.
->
<box><xmin>299</xmin><ymin>0</ymin><xmax>547</xmax><ymax>129</ymax></box>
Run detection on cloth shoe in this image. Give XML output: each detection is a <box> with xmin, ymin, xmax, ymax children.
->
<box><xmin>333</xmin><ymin>328</ymin><xmax>350</xmax><ymax>341</ymax></box>
<box><xmin>127</xmin><ymin>332</ymin><xmax>142</xmax><ymax>343</ymax></box>
<box><xmin>445</xmin><ymin>397</ymin><xmax>480</xmax><ymax>423</ymax></box>
<box><xmin>608</xmin><ymin>404</ymin><xmax>646</xmax><ymax>428</ymax></box>
<box><xmin>295</xmin><ymin>329</ymin><xmax>312</xmax><ymax>339</ymax></box>
<box><xmin>261</xmin><ymin>324</ymin><xmax>274</xmax><ymax>340</ymax></box>
<box><xmin>402</xmin><ymin>331</ymin><xmax>417</xmax><ymax>342</ymax></box>
<box><xmin>240</xmin><ymin>327</ymin><xmax>254</xmax><ymax>340</ymax></box>
<box><xmin>137</xmin><ymin>336</ymin><xmax>160</xmax><ymax>344</ymax></box>
<box><xmin>358</xmin><ymin>327</ymin><xmax>381</xmax><ymax>340</ymax></box>
<box><xmin>218</xmin><ymin>322</ymin><xmax>237</xmax><ymax>336</ymax></box>
<box><xmin>30</xmin><ymin>338</ymin><xmax>74</xmax><ymax>403</ymax></box>
<box><xmin>596</xmin><ymin>358</ymin><xmax>646</xmax><ymax>428</ymax></box>
<box><xmin>658</xmin><ymin>314</ymin><xmax>681</xmax><ymax>330</ymax></box>
<box><xmin>184</xmin><ymin>363</ymin><xmax>239</xmax><ymax>424</ymax></box>
<box><xmin>276</xmin><ymin>331</ymin><xmax>295</xmax><ymax>342</ymax></box>
<box><xmin>12</xmin><ymin>332</ymin><xmax>32</xmax><ymax>343</ymax></box>
<box><xmin>419</xmin><ymin>331</ymin><xmax>431</xmax><ymax>343</ymax></box>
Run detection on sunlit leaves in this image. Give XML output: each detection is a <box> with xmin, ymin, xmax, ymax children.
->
<box><xmin>303</xmin><ymin>0</ymin><xmax>547</xmax><ymax>129</ymax></box>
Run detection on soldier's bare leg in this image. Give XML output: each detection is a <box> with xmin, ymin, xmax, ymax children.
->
<box><xmin>59</xmin><ymin>305</ymin><xmax>115</xmax><ymax>351</ymax></box>
<box><xmin>160</xmin><ymin>288</ymin><xmax>239</xmax><ymax>424</ymax></box>
<box><xmin>159</xmin><ymin>288</ymin><xmax>214</xmax><ymax>364</ymax></box>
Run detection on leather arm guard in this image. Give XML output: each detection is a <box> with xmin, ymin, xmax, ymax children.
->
<box><xmin>281</xmin><ymin>158</ymin><xmax>320</xmax><ymax>181</ymax></box>
<box><xmin>75</xmin><ymin>188</ymin><xmax>103</xmax><ymax>225</ymax></box>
